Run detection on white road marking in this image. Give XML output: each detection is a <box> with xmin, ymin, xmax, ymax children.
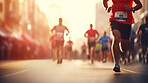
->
<box><xmin>121</xmin><ymin>68</ymin><xmax>138</xmax><ymax>74</ymax></box>
<box><xmin>2</xmin><ymin>69</ymin><xmax>31</xmax><ymax>78</ymax></box>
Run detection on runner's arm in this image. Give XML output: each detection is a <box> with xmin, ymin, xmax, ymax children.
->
<box><xmin>96</xmin><ymin>31</ymin><xmax>99</xmax><ymax>40</ymax></box>
<box><xmin>84</xmin><ymin>31</ymin><xmax>88</xmax><ymax>38</ymax></box>
<box><xmin>137</xmin><ymin>25</ymin><xmax>142</xmax><ymax>36</ymax></box>
<box><xmin>124</xmin><ymin>0</ymin><xmax>142</xmax><ymax>12</ymax></box>
<box><xmin>98</xmin><ymin>37</ymin><xmax>102</xmax><ymax>44</ymax></box>
<box><xmin>71</xmin><ymin>41</ymin><xmax>73</xmax><ymax>45</ymax></box>
<box><xmin>103</xmin><ymin>0</ymin><xmax>109</xmax><ymax>10</ymax></box>
<box><xmin>108</xmin><ymin>36</ymin><xmax>111</xmax><ymax>41</ymax></box>
<box><xmin>65</xmin><ymin>27</ymin><xmax>70</xmax><ymax>36</ymax></box>
<box><xmin>51</xmin><ymin>26</ymin><xmax>56</xmax><ymax>33</ymax></box>
<box><xmin>133</xmin><ymin>0</ymin><xmax>142</xmax><ymax>11</ymax></box>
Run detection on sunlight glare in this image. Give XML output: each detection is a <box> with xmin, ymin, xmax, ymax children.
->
<box><xmin>36</xmin><ymin>0</ymin><xmax>101</xmax><ymax>49</ymax></box>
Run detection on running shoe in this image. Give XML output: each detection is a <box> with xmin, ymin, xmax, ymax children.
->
<box><xmin>88</xmin><ymin>55</ymin><xmax>90</xmax><ymax>59</ymax></box>
<box><xmin>103</xmin><ymin>59</ymin><xmax>106</xmax><ymax>63</ymax></box>
<box><xmin>57</xmin><ymin>60</ymin><xmax>60</xmax><ymax>64</ymax></box>
<box><xmin>60</xmin><ymin>59</ymin><xmax>63</xmax><ymax>64</ymax></box>
<box><xmin>113</xmin><ymin>63</ymin><xmax>121</xmax><ymax>72</ymax></box>
<box><xmin>91</xmin><ymin>59</ymin><xmax>94</xmax><ymax>64</ymax></box>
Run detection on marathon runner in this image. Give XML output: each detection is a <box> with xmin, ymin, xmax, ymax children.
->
<box><xmin>137</xmin><ymin>16</ymin><xmax>148</xmax><ymax>64</ymax></box>
<box><xmin>65</xmin><ymin>37</ymin><xmax>73</xmax><ymax>60</ymax></box>
<box><xmin>98</xmin><ymin>31</ymin><xmax>111</xmax><ymax>63</ymax></box>
<box><xmin>84</xmin><ymin>24</ymin><xmax>99</xmax><ymax>64</ymax></box>
<box><xmin>81</xmin><ymin>42</ymin><xmax>87</xmax><ymax>60</ymax></box>
<box><xmin>103</xmin><ymin>0</ymin><xmax>142</xmax><ymax>72</ymax></box>
<box><xmin>51</xmin><ymin>18</ymin><xmax>70</xmax><ymax>64</ymax></box>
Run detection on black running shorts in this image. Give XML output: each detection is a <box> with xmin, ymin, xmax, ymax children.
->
<box><xmin>110</xmin><ymin>21</ymin><xmax>131</xmax><ymax>40</ymax></box>
<box><xmin>88</xmin><ymin>42</ymin><xmax>96</xmax><ymax>49</ymax></box>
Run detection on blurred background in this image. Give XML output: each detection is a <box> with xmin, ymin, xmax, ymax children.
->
<box><xmin>0</xmin><ymin>0</ymin><xmax>147</xmax><ymax>60</ymax></box>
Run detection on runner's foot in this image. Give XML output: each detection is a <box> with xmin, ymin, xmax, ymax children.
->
<box><xmin>113</xmin><ymin>63</ymin><xmax>121</xmax><ymax>72</ymax></box>
<box><xmin>103</xmin><ymin>59</ymin><xmax>106</xmax><ymax>63</ymax></box>
<box><xmin>57</xmin><ymin>60</ymin><xmax>60</xmax><ymax>64</ymax></box>
<box><xmin>91</xmin><ymin>59</ymin><xmax>94</xmax><ymax>64</ymax></box>
<box><xmin>60</xmin><ymin>59</ymin><xmax>63</xmax><ymax>64</ymax></box>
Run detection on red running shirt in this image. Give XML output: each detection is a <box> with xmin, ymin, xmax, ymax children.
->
<box><xmin>67</xmin><ymin>40</ymin><xmax>73</xmax><ymax>45</ymax></box>
<box><xmin>85</xmin><ymin>29</ymin><xmax>99</xmax><ymax>43</ymax></box>
<box><xmin>109</xmin><ymin>0</ymin><xmax>134</xmax><ymax>24</ymax></box>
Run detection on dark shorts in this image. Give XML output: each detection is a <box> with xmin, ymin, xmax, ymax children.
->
<box><xmin>82</xmin><ymin>49</ymin><xmax>86</xmax><ymax>53</ymax></box>
<box><xmin>55</xmin><ymin>40</ymin><xmax>64</xmax><ymax>48</ymax></box>
<box><xmin>110</xmin><ymin>21</ymin><xmax>131</xmax><ymax>40</ymax></box>
<box><xmin>67</xmin><ymin>46</ymin><xmax>72</xmax><ymax>52</ymax></box>
<box><xmin>88</xmin><ymin>42</ymin><xmax>96</xmax><ymax>49</ymax></box>
<box><xmin>102</xmin><ymin>47</ymin><xmax>108</xmax><ymax>51</ymax></box>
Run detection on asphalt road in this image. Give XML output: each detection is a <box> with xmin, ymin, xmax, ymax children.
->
<box><xmin>0</xmin><ymin>60</ymin><xmax>148</xmax><ymax>83</ymax></box>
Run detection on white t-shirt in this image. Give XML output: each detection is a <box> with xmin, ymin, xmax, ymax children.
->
<box><xmin>54</xmin><ymin>25</ymin><xmax>66</xmax><ymax>40</ymax></box>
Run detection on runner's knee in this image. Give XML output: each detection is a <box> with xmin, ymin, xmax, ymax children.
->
<box><xmin>121</xmin><ymin>39</ymin><xmax>129</xmax><ymax>52</ymax></box>
<box><xmin>112</xmin><ymin>30</ymin><xmax>121</xmax><ymax>43</ymax></box>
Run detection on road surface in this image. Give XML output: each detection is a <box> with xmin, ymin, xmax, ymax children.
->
<box><xmin>0</xmin><ymin>60</ymin><xmax>148</xmax><ymax>83</ymax></box>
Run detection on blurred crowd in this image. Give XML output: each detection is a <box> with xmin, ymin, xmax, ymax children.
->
<box><xmin>0</xmin><ymin>24</ymin><xmax>50</xmax><ymax>60</ymax></box>
<box><xmin>80</xmin><ymin>27</ymin><xmax>148</xmax><ymax>64</ymax></box>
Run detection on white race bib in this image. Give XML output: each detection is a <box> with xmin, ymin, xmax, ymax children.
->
<box><xmin>114</xmin><ymin>12</ymin><xmax>128</xmax><ymax>22</ymax></box>
<box><xmin>56</xmin><ymin>32</ymin><xmax>63</xmax><ymax>37</ymax></box>
<box><xmin>89</xmin><ymin>37</ymin><xmax>95</xmax><ymax>42</ymax></box>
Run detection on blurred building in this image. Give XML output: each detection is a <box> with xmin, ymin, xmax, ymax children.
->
<box><xmin>95</xmin><ymin>1</ymin><xmax>111</xmax><ymax>37</ymax></box>
<box><xmin>140</xmin><ymin>0</ymin><xmax>148</xmax><ymax>20</ymax></box>
<box><xmin>0</xmin><ymin>0</ymin><xmax>20</xmax><ymax>33</ymax></box>
<box><xmin>133</xmin><ymin>0</ymin><xmax>148</xmax><ymax>30</ymax></box>
<box><xmin>0</xmin><ymin>0</ymin><xmax>50</xmax><ymax>60</ymax></box>
<box><xmin>19</xmin><ymin>0</ymin><xmax>49</xmax><ymax>45</ymax></box>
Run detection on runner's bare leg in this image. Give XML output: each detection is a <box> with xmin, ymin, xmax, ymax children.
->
<box><xmin>111</xmin><ymin>30</ymin><xmax>121</xmax><ymax>64</ymax></box>
<box><xmin>57</xmin><ymin>47</ymin><xmax>60</xmax><ymax>63</ymax></box>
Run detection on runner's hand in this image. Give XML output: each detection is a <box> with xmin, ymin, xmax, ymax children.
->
<box><xmin>124</xmin><ymin>5</ymin><xmax>131</xmax><ymax>11</ymax></box>
<box><xmin>103</xmin><ymin>0</ymin><xmax>108</xmax><ymax>10</ymax></box>
<box><xmin>107</xmin><ymin>7</ymin><xmax>112</xmax><ymax>13</ymax></box>
<box><xmin>66</xmin><ymin>33</ymin><xmax>69</xmax><ymax>36</ymax></box>
<box><xmin>95</xmin><ymin>38</ymin><xmax>98</xmax><ymax>41</ymax></box>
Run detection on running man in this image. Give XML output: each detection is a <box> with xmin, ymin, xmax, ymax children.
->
<box><xmin>65</xmin><ymin>37</ymin><xmax>73</xmax><ymax>60</ymax></box>
<box><xmin>95</xmin><ymin>42</ymin><xmax>101</xmax><ymax>61</ymax></box>
<box><xmin>127</xmin><ymin>28</ymin><xmax>136</xmax><ymax>64</ymax></box>
<box><xmin>103</xmin><ymin>0</ymin><xmax>142</xmax><ymax>72</ymax></box>
<box><xmin>81</xmin><ymin>42</ymin><xmax>87</xmax><ymax>60</ymax></box>
<box><xmin>84</xmin><ymin>24</ymin><xmax>99</xmax><ymax>63</ymax></box>
<box><xmin>137</xmin><ymin>16</ymin><xmax>148</xmax><ymax>64</ymax></box>
<box><xmin>51</xmin><ymin>18</ymin><xmax>70</xmax><ymax>64</ymax></box>
<box><xmin>98</xmin><ymin>31</ymin><xmax>111</xmax><ymax>63</ymax></box>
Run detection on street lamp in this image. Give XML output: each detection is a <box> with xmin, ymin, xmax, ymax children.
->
<box><xmin>27</xmin><ymin>24</ymin><xmax>32</xmax><ymax>30</ymax></box>
<box><xmin>19</xmin><ymin>0</ymin><xmax>23</xmax><ymax>3</ymax></box>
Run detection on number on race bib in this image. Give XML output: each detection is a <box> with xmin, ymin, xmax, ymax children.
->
<box><xmin>56</xmin><ymin>32</ymin><xmax>63</xmax><ymax>37</ymax></box>
<box><xmin>89</xmin><ymin>37</ymin><xmax>95</xmax><ymax>42</ymax></box>
<box><xmin>114</xmin><ymin>12</ymin><xmax>128</xmax><ymax>22</ymax></box>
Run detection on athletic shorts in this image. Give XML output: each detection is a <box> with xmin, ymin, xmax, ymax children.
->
<box><xmin>88</xmin><ymin>42</ymin><xmax>96</xmax><ymax>49</ymax></box>
<box><xmin>101</xmin><ymin>46</ymin><xmax>108</xmax><ymax>51</ymax></box>
<box><xmin>67</xmin><ymin>46</ymin><xmax>72</xmax><ymax>52</ymax></box>
<box><xmin>82</xmin><ymin>49</ymin><xmax>86</xmax><ymax>53</ymax></box>
<box><xmin>110</xmin><ymin>21</ymin><xmax>131</xmax><ymax>40</ymax></box>
<box><xmin>55</xmin><ymin>40</ymin><xmax>64</xmax><ymax>48</ymax></box>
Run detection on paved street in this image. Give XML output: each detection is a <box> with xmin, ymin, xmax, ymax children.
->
<box><xmin>0</xmin><ymin>60</ymin><xmax>148</xmax><ymax>83</ymax></box>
